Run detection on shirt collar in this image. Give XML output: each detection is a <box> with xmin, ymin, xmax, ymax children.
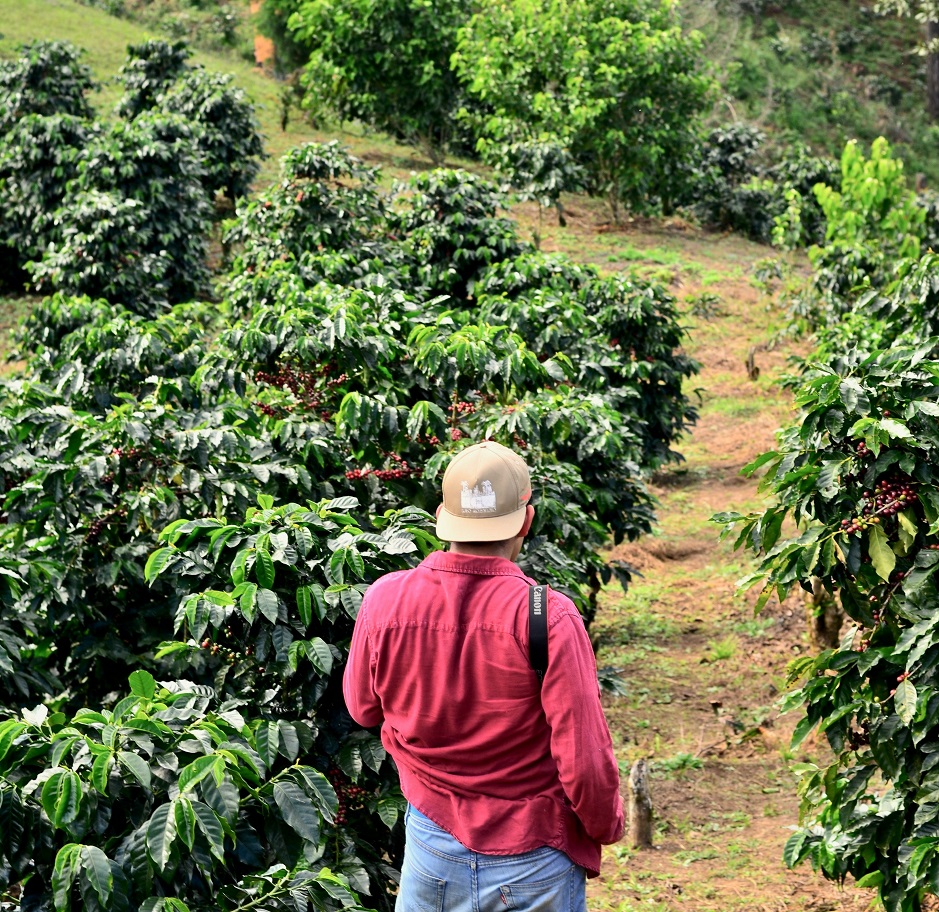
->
<box><xmin>423</xmin><ymin>550</ymin><xmax>532</xmax><ymax>579</ymax></box>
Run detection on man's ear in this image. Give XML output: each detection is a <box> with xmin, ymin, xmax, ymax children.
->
<box><xmin>519</xmin><ymin>504</ymin><xmax>535</xmax><ymax>538</ymax></box>
<box><xmin>435</xmin><ymin>504</ymin><xmax>443</xmax><ymax>519</ymax></box>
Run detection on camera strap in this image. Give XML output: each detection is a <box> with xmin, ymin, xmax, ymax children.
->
<box><xmin>528</xmin><ymin>585</ymin><xmax>548</xmax><ymax>683</ymax></box>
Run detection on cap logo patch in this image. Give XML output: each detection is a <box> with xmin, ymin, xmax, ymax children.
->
<box><xmin>460</xmin><ymin>480</ymin><xmax>497</xmax><ymax>513</ymax></box>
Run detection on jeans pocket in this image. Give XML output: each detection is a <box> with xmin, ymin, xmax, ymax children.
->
<box><xmin>499</xmin><ymin>864</ymin><xmax>577</xmax><ymax>912</ymax></box>
<box><xmin>398</xmin><ymin>858</ymin><xmax>446</xmax><ymax>912</ymax></box>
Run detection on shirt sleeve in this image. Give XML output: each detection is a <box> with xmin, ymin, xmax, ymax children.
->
<box><xmin>540</xmin><ymin>595</ymin><xmax>625</xmax><ymax>845</ymax></box>
<box><xmin>343</xmin><ymin>599</ymin><xmax>384</xmax><ymax>728</ymax></box>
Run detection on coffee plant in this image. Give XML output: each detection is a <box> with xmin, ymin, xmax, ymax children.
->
<box><xmin>686</xmin><ymin>127</ymin><xmax>837</xmax><ymax>245</ymax></box>
<box><xmin>158</xmin><ymin>69</ymin><xmax>264</xmax><ymax>201</ymax></box>
<box><xmin>0</xmin><ymin>40</ymin><xmax>95</xmax><ymax>133</ymax></box>
<box><xmin>142</xmin><ymin>496</ymin><xmax>438</xmax><ymax>907</ymax></box>
<box><xmin>26</xmin><ymin>190</ymin><xmax>174</xmax><ymax>311</ymax></box>
<box><xmin>116</xmin><ymin>40</ymin><xmax>193</xmax><ymax>121</ymax></box>
<box><xmin>0</xmin><ymin>39</ymin><xmax>263</xmax><ymax>303</ymax></box>
<box><xmin>716</xmin><ymin>136</ymin><xmax>939</xmax><ymax>911</ymax></box>
<box><xmin>0</xmin><ymin>114</ymin><xmax>91</xmax><ymax>281</ymax></box>
<box><xmin>478</xmin><ymin>137</ymin><xmax>586</xmax><ymax>229</ymax></box>
<box><xmin>66</xmin><ymin>112</ymin><xmax>213</xmax><ymax>305</ymax></box>
<box><xmin>0</xmin><ymin>671</ymin><xmax>372</xmax><ymax>912</ymax></box>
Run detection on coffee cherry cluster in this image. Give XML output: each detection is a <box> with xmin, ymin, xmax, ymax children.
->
<box><xmin>199</xmin><ymin>637</ymin><xmax>252</xmax><ymax>664</ymax></box>
<box><xmin>855</xmin><ymin>440</ymin><xmax>872</xmax><ymax>459</ymax></box>
<box><xmin>255</xmin><ymin>362</ymin><xmax>348</xmax><ymax>421</ymax></box>
<box><xmin>846</xmin><ymin>719</ymin><xmax>871</xmax><ymax>750</ymax></box>
<box><xmin>374</xmin><ymin>453</ymin><xmax>422</xmax><ymax>481</ymax></box>
<box><xmin>862</xmin><ymin>476</ymin><xmax>919</xmax><ymax>518</ymax></box>
<box><xmin>450</xmin><ymin>427</ymin><xmax>463</xmax><ymax>441</ymax></box>
<box><xmin>326</xmin><ymin>765</ymin><xmax>370</xmax><ymax>826</ymax></box>
<box><xmin>104</xmin><ymin>446</ymin><xmax>160</xmax><ymax>482</ymax></box>
<box><xmin>336</xmin><ymin>783</ymin><xmax>368</xmax><ymax>824</ymax></box>
<box><xmin>888</xmin><ymin>671</ymin><xmax>912</xmax><ymax>698</ymax></box>
<box><xmin>346</xmin><ymin>453</ymin><xmax>422</xmax><ymax>482</ymax></box>
<box><xmin>85</xmin><ymin>507</ymin><xmax>128</xmax><ymax>543</ymax></box>
<box><xmin>512</xmin><ymin>434</ymin><xmax>528</xmax><ymax>450</ymax></box>
<box><xmin>840</xmin><ymin>474</ymin><xmax>919</xmax><ymax>536</ymax></box>
<box><xmin>452</xmin><ymin>400</ymin><xmax>477</xmax><ymax>417</ymax></box>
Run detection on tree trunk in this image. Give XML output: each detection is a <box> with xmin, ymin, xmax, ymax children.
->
<box><xmin>927</xmin><ymin>21</ymin><xmax>939</xmax><ymax>121</ymax></box>
<box><xmin>806</xmin><ymin>577</ymin><xmax>845</xmax><ymax>650</ymax></box>
<box><xmin>627</xmin><ymin>759</ymin><xmax>653</xmax><ymax>849</ymax></box>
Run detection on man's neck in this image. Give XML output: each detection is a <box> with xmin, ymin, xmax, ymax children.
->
<box><xmin>449</xmin><ymin>541</ymin><xmax>517</xmax><ymax>562</ymax></box>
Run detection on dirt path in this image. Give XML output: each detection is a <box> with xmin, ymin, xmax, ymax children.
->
<box><xmin>521</xmin><ymin>212</ymin><xmax>876</xmax><ymax>912</ymax></box>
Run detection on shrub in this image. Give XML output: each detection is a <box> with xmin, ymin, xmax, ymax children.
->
<box><xmin>26</xmin><ymin>191</ymin><xmax>172</xmax><ymax>312</ymax></box>
<box><xmin>159</xmin><ymin>69</ymin><xmax>264</xmax><ymax>201</ymax></box>
<box><xmin>687</xmin><ymin>129</ymin><xmax>837</xmax><ymax>245</ymax></box>
<box><xmin>715</xmin><ymin>343</ymin><xmax>939</xmax><ymax>912</ymax></box>
<box><xmin>0</xmin><ymin>113</ymin><xmax>91</xmax><ymax>282</ymax></box>
<box><xmin>802</xmin><ymin>137</ymin><xmax>924</xmax><ymax>323</ymax></box>
<box><xmin>69</xmin><ymin>112</ymin><xmax>212</xmax><ymax>306</ymax></box>
<box><xmin>0</xmin><ymin>670</ymin><xmax>374</xmax><ymax>912</ymax></box>
<box><xmin>116</xmin><ymin>40</ymin><xmax>193</xmax><ymax>121</ymax></box>
<box><xmin>478</xmin><ymin>137</ymin><xmax>586</xmax><ymax>228</ymax></box>
<box><xmin>0</xmin><ymin>40</ymin><xmax>95</xmax><ymax>133</ymax></box>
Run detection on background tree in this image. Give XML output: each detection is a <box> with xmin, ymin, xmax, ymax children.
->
<box><xmin>287</xmin><ymin>0</ymin><xmax>468</xmax><ymax>160</ymax></box>
<box><xmin>256</xmin><ymin>0</ymin><xmax>310</xmax><ymax>76</ymax></box>
<box><xmin>874</xmin><ymin>1</ymin><xmax>939</xmax><ymax>120</ymax></box>
<box><xmin>452</xmin><ymin>0</ymin><xmax>714</xmax><ymax>218</ymax></box>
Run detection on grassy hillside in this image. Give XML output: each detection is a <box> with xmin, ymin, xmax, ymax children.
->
<box><xmin>0</xmin><ymin>0</ymin><xmax>426</xmax><ymax>185</ymax></box>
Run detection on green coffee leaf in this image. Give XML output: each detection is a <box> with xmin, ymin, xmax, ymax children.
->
<box><xmin>118</xmin><ymin>750</ymin><xmax>152</xmax><ymax>790</ymax></box>
<box><xmin>191</xmin><ymin>800</ymin><xmax>225</xmax><ymax>862</ymax></box>
<box><xmin>255</xmin><ymin>548</ymin><xmax>275</xmax><ymax>588</ymax></box>
<box><xmin>895</xmin><ymin>678</ymin><xmax>917</xmax><ymax>726</ymax></box>
<box><xmin>128</xmin><ymin>670</ymin><xmax>156</xmax><ymax>700</ymax></box>
<box><xmin>52</xmin><ymin>843</ymin><xmax>82</xmax><ymax>912</ymax></box>
<box><xmin>174</xmin><ymin>798</ymin><xmax>197</xmax><ymax>850</ymax></box>
<box><xmin>867</xmin><ymin>524</ymin><xmax>896</xmax><ymax>581</ymax></box>
<box><xmin>146</xmin><ymin>802</ymin><xmax>178</xmax><ymax>872</ymax></box>
<box><xmin>178</xmin><ymin>755</ymin><xmax>220</xmax><ymax>793</ymax></box>
<box><xmin>297</xmin><ymin>585</ymin><xmax>312</xmax><ymax>626</ymax></box>
<box><xmin>239</xmin><ymin>582</ymin><xmax>257</xmax><ymax>621</ymax></box>
<box><xmin>295</xmin><ymin>767</ymin><xmax>338</xmax><ymax>822</ymax></box>
<box><xmin>273</xmin><ymin>780</ymin><xmax>320</xmax><ymax>842</ymax></box>
<box><xmin>42</xmin><ymin>769</ymin><xmax>81</xmax><ymax>828</ymax></box>
<box><xmin>256</xmin><ymin>587</ymin><xmax>280</xmax><ymax>623</ymax></box>
<box><xmin>79</xmin><ymin>845</ymin><xmax>112</xmax><ymax>906</ymax></box>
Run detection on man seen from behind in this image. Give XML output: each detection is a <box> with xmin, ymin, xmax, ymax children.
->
<box><xmin>344</xmin><ymin>440</ymin><xmax>624</xmax><ymax>911</ymax></box>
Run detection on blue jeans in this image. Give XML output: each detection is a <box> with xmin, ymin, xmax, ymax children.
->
<box><xmin>397</xmin><ymin>805</ymin><xmax>587</xmax><ymax>912</ymax></box>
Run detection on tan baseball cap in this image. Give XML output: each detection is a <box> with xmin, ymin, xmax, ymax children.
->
<box><xmin>436</xmin><ymin>441</ymin><xmax>532</xmax><ymax>542</ymax></box>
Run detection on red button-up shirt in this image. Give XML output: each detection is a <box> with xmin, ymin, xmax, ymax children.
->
<box><xmin>343</xmin><ymin>550</ymin><xmax>624</xmax><ymax>876</ymax></box>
